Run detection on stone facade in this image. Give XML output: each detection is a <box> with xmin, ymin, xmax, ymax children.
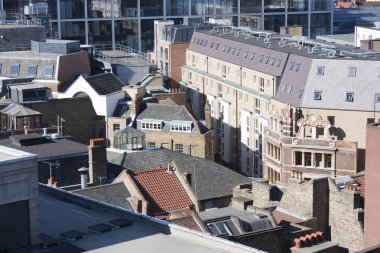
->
<box><xmin>328</xmin><ymin>178</ymin><xmax>364</xmax><ymax>252</ymax></box>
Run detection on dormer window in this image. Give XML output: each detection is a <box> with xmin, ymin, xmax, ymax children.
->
<box><xmin>170</xmin><ymin>121</ymin><xmax>193</xmax><ymax>132</ymax></box>
<box><xmin>44</xmin><ymin>66</ymin><xmax>54</xmax><ymax>78</ymax></box>
<box><xmin>10</xmin><ymin>65</ymin><xmax>19</xmax><ymax>77</ymax></box>
<box><xmin>317</xmin><ymin>66</ymin><xmax>325</xmax><ymax>76</ymax></box>
<box><xmin>346</xmin><ymin>92</ymin><xmax>354</xmax><ymax>102</ymax></box>
<box><xmin>27</xmin><ymin>65</ymin><xmax>37</xmax><ymax>77</ymax></box>
<box><xmin>314</xmin><ymin>90</ymin><xmax>322</xmax><ymax>100</ymax></box>
<box><xmin>141</xmin><ymin>119</ymin><xmax>163</xmax><ymax>130</ymax></box>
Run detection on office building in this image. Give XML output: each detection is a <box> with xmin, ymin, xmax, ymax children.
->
<box><xmin>1</xmin><ymin>0</ymin><xmax>332</xmax><ymax>51</ymax></box>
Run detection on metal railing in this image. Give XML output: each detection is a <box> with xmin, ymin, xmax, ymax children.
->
<box><xmin>92</xmin><ymin>44</ymin><xmax>148</xmax><ymax>65</ymax></box>
<box><xmin>6</xmin><ymin>13</ymin><xmax>42</xmax><ymax>26</ymax></box>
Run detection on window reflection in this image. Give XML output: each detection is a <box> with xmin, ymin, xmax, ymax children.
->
<box><xmin>215</xmin><ymin>0</ymin><xmax>238</xmax><ymax>14</ymax></box>
<box><xmin>240</xmin><ymin>0</ymin><xmax>262</xmax><ymax>13</ymax></box>
<box><xmin>61</xmin><ymin>21</ymin><xmax>85</xmax><ymax>43</ymax></box>
<box><xmin>60</xmin><ymin>0</ymin><xmax>85</xmax><ymax>19</ymax></box>
<box><xmin>264</xmin><ymin>15</ymin><xmax>285</xmax><ymax>32</ymax></box>
<box><xmin>141</xmin><ymin>0</ymin><xmax>163</xmax><ymax>16</ymax></box>
<box><xmin>264</xmin><ymin>0</ymin><xmax>286</xmax><ymax>12</ymax></box>
<box><xmin>87</xmin><ymin>0</ymin><xmax>112</xmax><ymax>18</ymax></box>
<box><xmin>115</xmin><ymin>20</ymin><xmax>139</xmax><ymax>50</ymax></box>
<box><xmin>118</xmin><ymin>0</ymin><xmax>138</xmax><ymax>17</ymax></box>
<box><xmin>166</xmin><ymin>0</ymin><xmax>189</xmax><ymax>16</ymax></box>
<box><xmin>88</xmin><ymin>20</ymin><xmax>112</xmax><ymax>45</ymax></box>
<box><xmin>191</xmin><ymin>0</ymin><xmax>213</xmax><ymax>15</ymax></box>
<box><xmin>288</xmin><ymin>14</ymin><xmax>308</xmax><ymax>36</ymax></box>
<box><xmin>240</xmin><ymin>16</ymin><xmax>262</xmax><ymax>29</ymax></box>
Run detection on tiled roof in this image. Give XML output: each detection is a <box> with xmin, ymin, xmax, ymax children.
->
<box><xmin>72</xmin><ymin>182</ymin><xmax>134</xmax><ymax>210</ymax></box>
<box><xmin>107</xmin><ymin>149</ymin><xmax>251</xmax><ymax>201</ymax></box>
<box><xmin>85</xmin><ymin>73</ymin><xmax>126</xmax><ymax>95</ymax></box>
<box><xmin>353</xmin><ymin>172</ymin><xmax>365</xmax><ymax>198</ymax></box>
<box><xmin>131</xmin><ymin>168</ymin><xmax>194</xmax><ymax>215</ymax></box>
<box><xmin>335</xmin><ymin>2</ymin><xmax>356</xmax><ymax>8</ymax></box>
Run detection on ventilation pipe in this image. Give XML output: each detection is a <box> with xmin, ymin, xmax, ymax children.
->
<box><xmin>78</xmin><ymin>167</ymin><xmax>89</xmax><ymax>189</ymax></box>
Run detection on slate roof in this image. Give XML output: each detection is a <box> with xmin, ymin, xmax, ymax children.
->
<box><xmin>85</xmin><ymin>73</ymin><xmax>126</xmax><ymax>95</ymax></box>
<box><xmin>107</xmin><ymin>149</ymin><xmax>251</xmax><ymax>201</ymax></box>
<box><xmin>136</xmin><ymin>104</ymin><xmax>208</xmax><ymax>134</ymax></box>
<box><xmin>72</xmin><ymin>182</ymin><xmax>134</xmax><ymax>210</ymax></box>
<box><xmin>131</xmin><ymin>168</ymin><xmax>194</xmax><ymax>215</ymax></box>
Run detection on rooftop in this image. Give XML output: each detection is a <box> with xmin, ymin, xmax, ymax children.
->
<box><xmin>0</xmin><ymin>134</ymin><xmax>87</xmax><ymax>160</ymax></box>
<box><xmin>72</xmin><ymin>182</ymin><xmax>134</xmax><ymax>210</ymax></box>
<box><xmin>0</xmin><ymin>145</ymin><xmax>36</xmax><ymax>164</ymax></box>
<box><xmin>84</xmin><ymin>73</ymin><xmax>126</xmax><ymax>96</ymax></box>
<box><xmin>39</xmin><ymin>184</ymin><xmax>265</xmax><ymax>253</ymax></box>
<box><xmin>107</xmin><ymin>149</ymin><xmax>251</xmax><ymax>201</ymax></box>
<box><xmin>131</xmin><ymin>167</ymin><xmax>194</xmax><ymax>215</ymax></box>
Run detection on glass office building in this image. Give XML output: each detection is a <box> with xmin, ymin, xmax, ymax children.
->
<box><xmin>1</xmin><ymin>0</ymin><xmax>332</xmax><ymax>51</ymax></box>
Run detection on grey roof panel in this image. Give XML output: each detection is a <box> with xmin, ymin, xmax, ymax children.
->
<box><xmin>107</xmin><ymin>149</ymin><xmax>251</xmax><ymax>201</ymax></box>
<box><xmin>85</xmin><ymin>73</ymin><xmax>126</xmax><ymax>95</ymax></box>
<box><xmin>72</xmin><ymin>182</ymin><xmax>133</xmax><ymax>210</ymax></box>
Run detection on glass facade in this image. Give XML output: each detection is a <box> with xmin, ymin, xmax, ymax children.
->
<box><xmin>1</xmin><ymin>0</ymin><xmax>332</xmax><ymax>51</ymax></box>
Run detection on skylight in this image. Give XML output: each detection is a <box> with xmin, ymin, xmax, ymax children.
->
<box><xmin>294</xmin><ymin>63</ymin><xmax>300</xmax><ymax>71</ymax></box>
<box><xmin>10</xmin><ymin>65</ymin><xmax>19</xmax><ymax>76</ymax></box>
<box><xmin>314</xmin><ymin>91</ymin><xmax>322</xmax><ymax>100</ymax></box>
<box><xmin>346</xmin><ymin>92</ymin><xmax>354</xmax><ymax>102</ymax></box>
<box><xmin>297</xmin><ymin>89</ymin><xmax>304</xmax><ymax>98</ymax></box>
<box><xmin>289</xmin><ymin>62</ymin><xmax>295</xmax><ymax>70</ymax></box>
<box><xmin>44</xmin><ymin>66</ymin><xmax>54</xmax><ymax>78</ymax></box>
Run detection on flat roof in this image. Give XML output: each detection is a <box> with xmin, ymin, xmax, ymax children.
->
<box><xmin>0</xmin><ymin>135</ymin><xmax>87</xmax><ymax>160</ymax></box>
<box><xmin>39</xmin><ymin>185</ymin><xmax>265</xmax><ymax>253</ymax></box>
<box><xmin>0</xmin><ymin>145</ymin><xmax>36</xmax><ymax>164</ymax></box>
<box><xmin>9</xmin><ymin>84</ymin><xmax>49</xmax><ymax>90</ymax></box>
<box><xmin>0</xmin><ymin>50</ymin><xmax>60</xmax><ymax>59</ymax></box>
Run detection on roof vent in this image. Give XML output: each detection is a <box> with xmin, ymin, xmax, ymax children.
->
<box><xmin>60</xmin><ymin>230</ymin><xmax>87</xmax><ymax>241</ymax></box>
<box><xmin>88</xmin><ymin>223</ymin><xmax>113</xmax><ymax>234</ymax></box>
<box><xmin>108</xmin><ymin>218</ymin><xmax>133</xmax><ymax>228</ymax></box>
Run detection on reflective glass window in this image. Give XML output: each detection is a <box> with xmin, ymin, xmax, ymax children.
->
<box><xmin>240</xmin><ymin>16</ymin><xmax>262</xmax><ymax>29</ymax></box>
<box><xmin>288</xmin><ymin>0</ymin><xmax>308</xmax><ymax>11</ymax></box>
<box><xmin>118</xmin><ymin>0</ymin><xmax>138</xmax><ymax>17</ymax></box>
<box><xmin>310</xmin><ymin>0</ymin><xmax>332</xmax><ymax>11</ymax></box>
<box><xmin>141</xmin><ymin>19</ymin><xmax>155</xmax><ymax>51</ymax></box>
<box><xmin>3</xmin><ymin>0</ymin><xmax>58</xmax><ymax>19</ymax></box>
<box><xmin>60</xmin><ymin>0</ymin><xmax>85</xmax><ymax>19</ymax></box>
<box><xmin>215</xmin><ymin>0</ymin><xmax>238</xmax><ymax>14</ymax></box>
<box><xmin>264</xmin><ymin>0</ymin><xmax>286</xmax><ymax>12</ymax></box>
<box><xmin>166</xmin><ymin>0</ymin><xmax>189</xmax><ymax>16</ymax></box>
<box><xmin>115</xmin><ymin>20</ymin><xmax>139</xmax><ymax>50</ymax></box>
<box><xmin>191</xmin><ymin>0</ymin><xmax>213</xmax><ymax>15</ymax></box>
<box><xmin>240</xmin><ymin>0</ymin><xmax>262</xmax><ymax>13</ymax></box>
<box><xmin>264</xmin><ymin>15</ymin><xmax>285</xmax><ymax>32</ymax></box>
<box><xmin>287</xmin><ymin>14</ymin><xmax>308</xmax><ymax>36</ymax></box>
<box><xmin>87</xmin><ymin>0</ymin><xmax>112</xmax><ymax>18</ymax></box>
<box><xmin>88</xmin><ymin>20</ymin><xmax>112</xmax><ymax>44</ymax></box>
<box><xmin>141</xmin><ymin>0</ymin><xmax>163</xmax><ymax>16</ymax></box>
<box><xmin>60</xmin><ymin>21</ymin><xmax>86</xmax><ymax>43</ymax></box>
<box><xmin>310</xmin><ymin>13</ymin><xmax>331</xmax><ymax>38</ymax></box>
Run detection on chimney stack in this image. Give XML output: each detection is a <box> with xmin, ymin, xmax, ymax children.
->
<box><xmin>88</xmin><ymin>138</ymin><xmax>107</xmax><ymax>184</ymax></box>
<box><xmin>78</xmin><ymin>167</ymin><xmax>89</xmax><ymax>189</ymax></box>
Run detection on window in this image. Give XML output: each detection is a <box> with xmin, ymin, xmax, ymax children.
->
<box><xmin>287</xmin><ymin>85</ymin><xmax>292</xmax><ymax>94</ymax></box>
<box><xmin>210</xmin><ymin>42</ymin><xmax>214</xmax><ymax>48</ymax></box>
<box><xmin>250</xmin><ymin>53</ymin><xmax>255</xmax><ymax>60</ymax></box>
<box><xmin>259</xmin><ymin>54</ymin><xmax>264</xmax><ymax>62</ymax></box>
<box><xmin>317</xmin><ymin>66</ymin><xmax>325</xmax><ymax>76</ymax></box>
<box><xmin>346</xmin><ymin>92</ymin><xmax>354</xmax><ymax>102</ymax></box>
<box><xmin>294</xmin><ymin>63</ymin><xmax>300</xmax><ymax>71</ymax></box>
<box><xmin>295</xmin><ymin>151</ymin><xmax>302</xmax><ymax>166</ymax></box>
<box><xmin>324</xmin><ymin>154</ymin><xmax>332</xmax><ymax>168</ymax></box>
<box><xmin>243</xmin><ymin>51</ymin><xmax>249</xmax><ymax>58</ymax></box>
<box><xmin>276</xmin><ymin>59</ymin><xmax>282</xmax><ymax>67</ymax></box>
<box><xmin>305</xmin><ymin>152</ymin><xmax>312</xmax><ymax>166</ymax></box>
<box><xmin>218</xmin><ymin>83</ymin><xmax>223</xmax><ymax>93</ymax></box>
<box><xmin>376</xmin><ymin>93</ymin><xmax>380</xmax><ymax>103</ymax></box>
<box><xmin>170</xmin><ymin>121</ymin><xmax>192</xmax><ymax>132</ymax></box>
<box><xmin>267</xmin><ymin>79</ymin><xmax>271</xmax><ymax>88</ymax></box>
<box><xmin>141</xmin><ymin>120</ymin><xmax>163</xmax><ymax>130</ymax></box>
<box><xmin>297</xmin><ymin>89</ymin><xmax>304</xmax><ymax>98</ymax></box>
<box><xmin>44</xmin><ymin>66</ymin><xmax>54</xmax><ymax>77</ymax></box>
<box><xmin>222</xmin><ymin>45</ymin><xmax>227</xmax><ymax>52</ymax></box>
<box><xmin>270</xmin><ymin>58</ymin><xmax>275</xmax><ymax>65</ymax></box>
<box><xmin>348</xmin><ymin>67</ymin><xmax>356</xmax><ymax>77</ymax></box>
<box><xmin>314</xmin><ymin>91</ymin><xmax>322</xmax><ymax>100</ymax></box>
<box><xmin>255</xmin><ymin>98</ymin><xmax>261</xmax><ymax>114</ymax></box>
<box><xmin>113</xmin><ymin>124</ymin><xmax>120</xmax><ymax>131</ymax></box>
<box><xmin>260</xmin><ymin>77</ymin><xmax>265</xmax><ymax>92</ymax></box>
<box><xmin>175</xmin><ymin>144</ymin><xmax>183</xmax><ymax>153</ymax></box>
<box><xmin>236</xmin><ymin>49</ymin><xmax>241</xmax><ymax>56</ymax></box>
<box><xmin>27</xmin><ymin>65</ymin><xmax>37</xmax><ymax>77</ymax></box>
<box><xmin>282</xmin><ymin>84</ymin><xmax>287</xmax><ymax>93</ymax></box>
<box><xmin>192</xmin><ymin>55</ymin><xmax>196</xmax><ymax>67</ymax></box>
<box><xmin>289</xmin><ymin>62</ymin><xmax>295</xmax><ymax>70</ymax></box>
<box><xmin>264</xmin><ymin>56</ymin><xmax>270</xmax><ymax>64</ymax></box>
<box><xmin>221</xmin><ymin>65</ymin><xmax>226</xmax><ymax>78</ymax></box>
<box><xmin>10</xmin><ymin>65</ymin><xmax>19</xmax><ymax>76</ymax></box>
<box><xmin>327</xmin><ymin>116</ymin><xmax>335</xmax><ymax>126</ymax></box>
<box><xmin>215</xmin><ymin>43</ymin><xmax>220</xmax><ymax>50</ymax></box>
<box><xmin>367</xmin><ymin>118</ymin><xmax>375</xmax><ymax>124</ymax></box>
<box><xmin>147</xmin><ymin>142</ymin><xmax>155</xmax><ymax>148</ymax></box>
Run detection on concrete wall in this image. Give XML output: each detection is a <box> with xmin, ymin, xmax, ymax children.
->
<box><xmin>0</xmin><ymin>147</ymin><xmax>39</xmax><ymax>249</ymax></box>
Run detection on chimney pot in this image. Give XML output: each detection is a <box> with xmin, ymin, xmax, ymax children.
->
<box><xmin>294</xmin><ymin>238</ymin><xmax>303</xmax><ymax>248</ymax></box>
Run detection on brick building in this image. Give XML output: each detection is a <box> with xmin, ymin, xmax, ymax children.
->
<box><xmin>136</xmin><ymin>103</ymin><xmax>214</xmax><ymax>160</ymax></box>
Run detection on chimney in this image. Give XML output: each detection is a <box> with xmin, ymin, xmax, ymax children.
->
<box><xmin>204</xmin><ymin>100</ymin><xmax>212</xmax><ymax>130</ymax></box>
<box><xmin>78</xmin><ymin>167</ymin><xmax>89</xmax><ymax>189</ymax></box>
<box><xmin>88</xmin><ymin>138</ymin><xmax>107</xmax><ymax>184</ymax></box>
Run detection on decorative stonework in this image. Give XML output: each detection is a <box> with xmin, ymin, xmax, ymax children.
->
<box><xmin>295</xmin><ymin>115</ymin><xmax>333</xmax><ymax>142</ymax></box>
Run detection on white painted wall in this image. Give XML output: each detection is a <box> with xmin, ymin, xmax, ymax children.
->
<box><xmin>355</xmin><ymin>26</ymin><xmax>380</xmax><ymax>47</ymax></box>
<box><xmin>220</xmin><ymin>99</ymin><xmax>231</xmax><ymax>163</ymax></box>
<box><xmin>58</xmin><ymin>75</ymin><xmax>125</xmax><ymax>116</ymax></box>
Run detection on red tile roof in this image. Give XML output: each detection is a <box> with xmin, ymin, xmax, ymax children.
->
<box><xmin>335</xmin><ymin>2</ymin><xmax>356</xmax><ymax>8</ymax></box>
<box><xmin>131</xmin><ymin>168</ymin><xmax>194</xmax><ymax>216</ymax></box>
<box><xmin>353</xmin><ymin>173</ymin><xmax>365</xmax><ymax>198</ymax></box>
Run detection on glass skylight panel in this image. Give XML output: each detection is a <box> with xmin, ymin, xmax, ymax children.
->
<box><xmin>227</xmin><ymin>46</ymin><xmax>231</xmax><ymax>53</ymax></box>
<box><xmin>222</xmin><ymin>45</ymin><xmax>227</xmax><ymax>52</ymax></box>
<box><xmin>297</xmin><ymin>89</ymin><xmax>304</xmax><ymax>98</ymax></box>
<box><xmin>43</xmin><ymin>66</ymin><xmax>54</xmax><ymax>78</ymax></box>
<box><xmin>276</xmin><ymin>59</ymin><xmax>282</xmax><ymax>67</ymax></box>
<box><xmin>264</xmin><ymin>56</ymin><xmax>270</xmax><ymax>64</ymax></box>
<box><xmin>376</xmin><ymin>93</ymin><xmax>380</xmax><ymax>103</ymax></box>
<box><xmin>317</xmin><ymin>66</ymin><xmax>325</xmax><ymax>76</ymax></box>
<box><xmin>282</xmin><ymin>84</ymin><xmax>287</xmax><ymax>92</ymax></box>
<box><xmin>270</xmin><ymin>58</ymin><xmax>275</xmax><ymax>65</ymax></box>
<box><xmin>289</xmin><ymin>62</ymin><xmax>295</xmax><ymax>70</ymax></box>
<box><xmin>231</xmin><ymin>47</ymin><xmax>236</xmax><ymax>54</ymax></box>
<box><xmin>294</xmin><ymin>63</ymin><xmax>300</xmax><ymax>71</ymax></box>
<box><xmin>243</xmin><ymin>51</ymin><xmax>249</xmax><ymax>58</ymax></box>
<box><xmin>236</xmin><ymin>49</ymin><xmax>241</xmax><ymax>56</ymax></box>
<box><xmin>197</xmin><ymin>38</ymin><xmax>200</xmax><ymax>44</ymax></box>
<box><xmin>348</xmin><ymin>67</ymin><xmax>356</xmax><ymax>77</ymax></box>
<box><xmin>204</xmin><ymin>40</ymin><xmax>208</xmax><ymax>47</ymax></box>
<box><xmin>250</xmin><ymin>53</ymin><xmax>255</xmax><ymax>60</ymax></box>
<box><xmin>210</xmin><ymin>42</ymin><xmax>214</xmax><ymax>48</ymax></box>
<box><xmin>287</xmin><ymin>85</ymin><xmax>292</xmax><ymax>94</ymax></box>
<box><xmin>314</xmin><ymin>91</ymin><xmax>322</xmax><ymax>100</ymax></box>
<box><xmin>215</xmin><ymin>43</ymin><xmax>220</xmax><ymax>50</ymax></box>
<box><xmin>10</xmin><ymin>65</ymin><xmax>19</xmax><ymax>76</ymax></box>
<box><xmin>346</xmin><ymin>92</ymin><xmax>354</xmax><ymax>102</ymax></box>
<box><xmin>27</xmin><ymin>65</ymin><xmax>37</xmax><ymax>77</ymax></box>
<box><xmin>259</xmin><ymin>54</ymin><xmax>264</xmax><ymax>62</ymax></box>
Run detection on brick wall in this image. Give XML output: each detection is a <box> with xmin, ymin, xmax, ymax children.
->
<box><xmin>24</xmin><ymin>98</ymin><xmax>105</xmax><ymax>144</ymax></box>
